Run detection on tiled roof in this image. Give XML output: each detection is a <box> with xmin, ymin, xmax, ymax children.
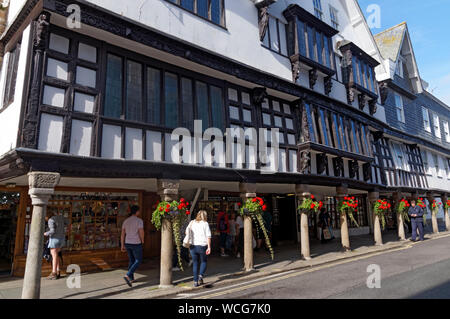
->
<box><xmin>374</xmin><ymin>22</ymin><xmax>406</xmax><ymax>61</ymax></box>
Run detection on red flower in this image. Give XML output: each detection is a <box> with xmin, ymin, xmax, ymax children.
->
<box><xmin>311</xmin><ymin>195</ymin><xmax>315</xmax><ymax>199</ymax></box>
<box><xmin>165</xmin><ymin>208</ymin><xmax>170</xmax><ymax>212</ymax></box>
<box><xmin>310</xmin><ymin>204</ymin><xmax>315</xmax><ymax>209</ymax></box>
<box><xmin>262</xmin><ymin>205</ymin><xmax>267</xmax><ymax>211</ymax></box>
<box><xmin>252</xmin><ymin>198</ymin><xmax>257</xmax><ymax>203</ymax></box>
<box><xmin>159</xmin><ymin>207</ymin><xmax>163</xmax><ymax>211</ymax></box>
<box><xmin>186</xmin><ymin>210</ymin><xmax>190</xmax><ymax>215</ymax></box>
<box><xmin>186</xmin><ymin>202</ymin><xmax>189</xmax><ymax>206</ymax></box>
<box><xmin>237</xmin><ymin>203</ymin><xmax>241</xmax><ymax>207</ymax></box>
<box><xmin>180</xmin><ymin>198</ymin><xmax>185</xmax><ymax>203</ymax></box>
<box><xmin>166</xmin><ymin>204</ymin><xmax>170</xmax><ymax>208</ymax></box>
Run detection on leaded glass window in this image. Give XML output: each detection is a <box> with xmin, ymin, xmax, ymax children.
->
<box><xmin>104</xmin><ymin>54</ymin><xmax>122</xmax><ymax>118</ymax></box>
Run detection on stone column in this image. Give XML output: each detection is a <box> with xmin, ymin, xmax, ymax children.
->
<box><xmin>392</xmin><ymin>192</ymin><xmax>406</xmax><ymax>241</ymax></box>
<box><xmin>427</xmin><ymin>193</ymin><xmax>439</xmax><ymax>234</ymax></box>
<box><xmin>336</xmin><ymin>185</ymin><xmax>351</xmax><ymax>252</ymax></box>
<box><xmin>22</xmin><ymin>172</ymin><xmax>60</xmax><ymax>299</ymax></box>
<box><xmin>157</xmin><ymin>179</ymin><xmax>179</xmax><ymax>288</ymax></box>
<box><xmin>295</xmin><ymin>184</ymin><xmax>311</xmax><ymax>260</ymax></box>
<box><xmin>239</xmin><ymin>183</ymin><xmax>257</xmax><ymax>272</ymax></box>
<box><xmin>369</xmin><ymin>191</ymin><xmax>382</xmax><ymax>246</ymax></box>
<box><xmin>443</xmin><ymin>194</ymin><xmax>450</xmax><ymax>232</ymax></box>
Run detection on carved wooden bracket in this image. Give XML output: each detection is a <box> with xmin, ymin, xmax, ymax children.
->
<box><xmin>290</xmin><ymin>55</ymin><xmax>301</xmax><ymax>83</ymax></box>
<box><xmin>298</xmin><ymin>150</ymin><xmax>311</xmax><ymax>174</ymax></box>
<box><xmin>358</xmin><ymin>93</ymin><xmax>366</xmax><ymax>111</ymax></box>
<box><xmin>379</xmin><ymin>82</ymin><xmax>389</xmax><ymax>105</ymax></box>
<box><xmin>316</xmin><ymin>153</ymin><xmax>327</xmax><ymax>175</ymax></box>
<box><xmin>309</xmin><ymin>68</ymin><xmax>318</xmax><ymax>90</ymax></box>
<box><xmin>324</xmin><ymin>76</ymin><xmax>333</xmax><ymax>96</ymax></box>
<box><xmin>363</xmin><ymin>163</ymin><xmax>372</xmax><ymax>182</ymax></box>
<box><xmin>347</xmin><ymin>87</ymin><xmax>356</xmax><ymax>104</ymax></box>
<box><xmin>333</xmin><ymin>157</ymin><xmax>344</xmax><ymax>177</ymax></box>
<box><xmin>252</xmin><ymin>87</ymin><xmax>268</xmax><ymax>106</ymax></box>
<box><xmin>300</xmin><ymin>102</ymin><xmax>311</xmax><ymax>142</ymax></box>
<box><xmin>255</xmin><ymin>0</ymin><xmax>277</xmax><ymax>41</ymax></box>
<box><xmin>349</xmin><ymin>160</ymin><xmax>359</xmax><ymax>179</ymax></box>
<box><xmin>368</xmin><ymin>99</ymin><xmax>377</xmax><ymax>115</ymax></box>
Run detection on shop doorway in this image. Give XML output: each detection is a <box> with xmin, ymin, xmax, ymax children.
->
<box><xmin>274</xmin><ymin>196</ymin><xmax>298</xmax><ymax>244</ymax></box>
<box><xmin>0</xmin><ymin>192</ymin><xmax>19</xmax><ymax>276</ymax></box>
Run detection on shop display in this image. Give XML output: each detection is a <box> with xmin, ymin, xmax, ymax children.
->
<box><xmin>23</xmin><ymin>192</ymin><xmax>138</xmax><ymax>253</ymax></box>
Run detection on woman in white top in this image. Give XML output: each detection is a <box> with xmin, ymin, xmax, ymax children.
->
<box><xmin>187</xmin><ymin>210</ymin><xmax>211</xmax><ymax>287</ymax></box>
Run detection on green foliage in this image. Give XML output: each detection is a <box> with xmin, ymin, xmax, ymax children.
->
<box><xmin>396</xmin><ymin>199</ymin><xmax>410</xmax><ymax>223</ymax></box>
<box><xmin>152</xmin><ymin>199</ymin><xmax>190</xmax><ymax>270</ymax></box>
<box><xmin>373</xmin><ymin>200</ymin><xmax>390</xmax><ymax>231</ymax></box>
<box><xmin>338</xmin><ymin>197</ymin><xmax>360</xmax><ymax>228</ymax></box>
<box><xmin>297</xmin><ymin>196</ymin><xmax>323</xmax><ymax>215</ymax></box>
<box><xmin>240</xmin><ymin>197</ymin><xmax>273</xmax><ymax>260</ymax></box>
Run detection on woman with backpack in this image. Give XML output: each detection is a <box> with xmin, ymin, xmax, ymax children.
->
<box><xmin>216</xmin><ymin>211</ymin><xmax>229</xmax><ymax>257</ymax></box>
<box><xmin>186</xmin><ymin>210</ymin><xmax>211</xmax><ymax>287</ymax></box>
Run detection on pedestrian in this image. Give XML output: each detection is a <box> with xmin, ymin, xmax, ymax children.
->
<box><xmin>121</xmin><ymin>205</ymin><xmax>144</xmax><ymax>287</ymax></box>
<box><xmin>408</xmin><ymin>200</ymin><xmax>424</xmax><ymax>242</ymax></box>
<box><xmin>44</xmin><ymin>210</ymin><xmax>68</xmax><ymax>280</ymax></box>
<box><xmin>216</xmin><ymin>211</ymin><xmax>230</xmax><ymax>257</ymax></box>
<box><xmin>188</xmin><ymin>210</ymin><xmax>211</xmax><ymax>287</ymax></box>
<box><xmin>227</xmin><ymin>212</ymin><xmax>237</xmax><ymax>254</ymax></box>
<box><xmin>173</xmin><ymin>217</ymin><xmax>192</xmax><ymax>271</ymax></box>
<box><xmin>235</xmin><ymin>212</ymin><xmax>244</xmax><ymax>258</ymax></box>
<box><xmin>318</xmin><ymin>208</ymin><xmax>334</xmax><ymax>243</ymax></box>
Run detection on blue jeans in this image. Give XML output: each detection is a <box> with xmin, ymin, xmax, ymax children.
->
<box><xmin>125</xmin><ymin>243</ymin><xmax>143</xmax><ymax>280</ymax></box>
<box><xmin>411</xmin><ymin>218</ymin><xmax>424</xmax><ymax>241</ymax></box>
<box><xmin>190</xmin><ymin>245</ymin><xmax>207</xmax><ymax>283</ymax></box>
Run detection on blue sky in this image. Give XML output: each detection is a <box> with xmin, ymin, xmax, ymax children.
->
<box><xmin>358</xmin><ymin>0</ymin><xmax>450</xmax><ymax>105</ymax></box>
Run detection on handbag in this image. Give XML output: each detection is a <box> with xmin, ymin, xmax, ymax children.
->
<box><xmin>323</xmin><ymin>228</ymin><xmax>332</xmax><ymax>240</ymax></box>
<box><xmin>183</xmin><ymin>221</ymin><xmax>193</xmax><ymax>249</ymax></box>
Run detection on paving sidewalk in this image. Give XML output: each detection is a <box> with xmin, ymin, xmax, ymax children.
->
<box><xmin>1</xmin><ymin>229</ymin><xmax>449</xmax><ymax>299</ymax></box>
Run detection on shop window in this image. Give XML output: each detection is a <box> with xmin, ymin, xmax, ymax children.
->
<box><xmin>126</xmin><ymin>61</ymin><xmax>143</xmax><ymax>122</ymax></box>
<box><xmin>104</xmin><ymin>54</ymin><xmax>123</xmax><ymax>119</ymax></box>
<box><xmin>181</xmin><ymin>78</ymin><xmax>194</xmax><ymax>130</ymax></box>
<box><xmin>23</xmin><ymin>193</ymin><xmax>139</xmax><ymax>252</ymax></box>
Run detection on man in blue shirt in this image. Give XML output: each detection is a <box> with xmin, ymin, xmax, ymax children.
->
<box><xmin>408</xmin><ymin>200</ymin><xmax>424</xmax><ymax>242</ymax></box>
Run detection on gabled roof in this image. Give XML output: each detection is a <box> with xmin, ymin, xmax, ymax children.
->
<box><xmin>374</xmin><ymin>22</ymin><xmax>406</xmax><ymax>62</ymax></box>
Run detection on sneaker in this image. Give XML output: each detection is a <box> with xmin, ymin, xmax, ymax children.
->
<box><xmin>123</xmin><ymin>276</ymin><xmax>132</xmax><ymax>287</ymax></box>
<box><xmin>188</xmin><ymin>260</ymin><xmax>193</xmax><ymax>267</ymax></box>
<box><xmin>193</xmin><ymin>282</ymin><xmax>200</xmax><ymax>287</ymax></box>
<box><xmin>220</xmin><ymin>253</ymin><xmax>229</xmax><ymax>257</ymax></box>
<box><xmin>199</xmin><ymin>275</ymin><xmax>204</xmax><ymax>285</ymax></box>
<box><xmin>47</xmin><ymin>272</ymin><xmax>57</xmax><ymax>280</ymax></box>
<box><xmin>172</xmin><ymin>267</ymin><xmax>181</xmax><ymax>271</ymax></box>
<box><xmin>236</xmin><ymin>252</ymin><xmax>241</xmax><ymax>258</ymax></box>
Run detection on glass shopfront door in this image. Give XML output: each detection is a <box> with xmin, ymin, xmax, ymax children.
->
<box><xmin>0</xmin><ymin>192</ymin><xmax>19</xmax><ymax>275</ymax></box>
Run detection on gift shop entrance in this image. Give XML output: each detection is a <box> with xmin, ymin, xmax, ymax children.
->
<box><xmin>0</xmin><ymin>192</ymin><xmax>19</xmax><ymax>276</ymax></box>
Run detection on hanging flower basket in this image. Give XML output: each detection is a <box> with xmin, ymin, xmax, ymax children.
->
<box><xmin>373</xmin><ymin>199</ymin><xmax>391</xmax><ymax>230</ymax></box>
<box><xmin>430</xmin><ymin>200</ymin><xmax>442</xmax><ymax>216</ymax></box>
<box><xmin>240</xmin><ymin>197</ymin><xmax>274</xmax><ymax>260</ymax></box>
<box><xmin>338</xmin><ymin>197</ymin><xmax>359</xmax><ymax>227</ymax></box>
<box><xmin>297</xmin><ymin>194</ymin><xmax>323</xmax><ymax>215</ymax></box>
<box><xmin>396</xmin><ymin>198</ymin><xmax>410</xmax><ymax>223</ymax></box>
<box><xmin>445</xmin><ymin>200</ymin><xmax>450</xmax><ymax>211</ymax></box>
<box><xmin>152</xmin><ymin>198</ymin><xmax>191</xmax><ymax>270</ymax></box>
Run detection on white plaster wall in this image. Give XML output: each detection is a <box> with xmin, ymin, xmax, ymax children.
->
<box><xmin>6</xmin><ymin>0</ymin><xmax>28</xmax><ymax>27</ymax></box>
<box><xmin>0</xmin><ymin>23</ymin><xmax>31</xmax><ymax>156</ymax></box>
<box><xmin>421</xmin><ymin>148</ymin><xmax>450</xmax><ymax>192</ymax></box>
<box><xmin>84</xmin><ymin>0</ymin><xmax>382</xmax><ymax>106</ymax></box>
